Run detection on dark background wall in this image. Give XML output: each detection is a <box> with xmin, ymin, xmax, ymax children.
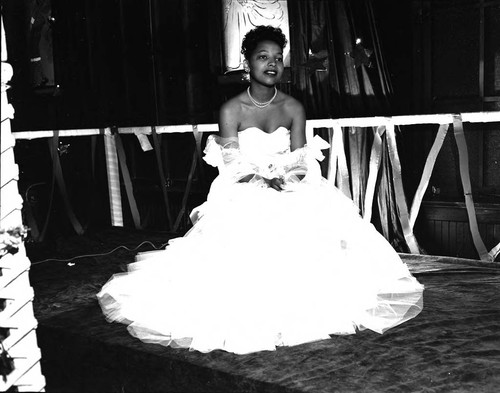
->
<box><xmin>3</xmin><ymin>0</ymin><xmax>417</xmax><ymax>132</ymax></box>
<box><xmin>3</xmin><ymin>0</ymin><xmax>223</xmax><ymax>131</ymax></box>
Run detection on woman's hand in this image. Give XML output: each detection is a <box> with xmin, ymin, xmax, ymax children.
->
<box><xmin>265</xmin><ymin>177</ymin><xmax>285</xmax><ymax>191</ymax></box>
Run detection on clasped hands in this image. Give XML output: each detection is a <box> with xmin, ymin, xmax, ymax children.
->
<box><xmin>238</xmin><ymin>174</ymin><xmax>286</xmax><ymax>191</ymax></box>
<box><xmin>265</xmin><ymin>176</ymin><xmax>285</xmax><ymax>191</ymax></box>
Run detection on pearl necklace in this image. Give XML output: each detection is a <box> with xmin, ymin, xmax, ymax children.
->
<box><xmin>247</xmin><ymin>87</ymin><xmax>278</xmax><ymax>108</ymax></box>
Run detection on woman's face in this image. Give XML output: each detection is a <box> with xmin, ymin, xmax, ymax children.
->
<box><xmin>246</xmin><ymin>40</ymin><xmax>284</xmax><ymax>87</ymax></box>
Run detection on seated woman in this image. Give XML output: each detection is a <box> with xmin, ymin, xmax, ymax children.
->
<box><xmin>97</xmin><ymin>25</ymin><xmax>424</xmax><ymax>355</ymax></box>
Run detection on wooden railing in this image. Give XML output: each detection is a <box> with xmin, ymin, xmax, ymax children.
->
<box><xmin>11</xmin><ymin>111</ymin><xmax>500</xmax><ymax>261</ymax></box>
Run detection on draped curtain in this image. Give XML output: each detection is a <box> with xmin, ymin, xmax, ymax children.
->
<box><xmin>287</xmin><ymin>0</ymin><xmax>408</xmax><ymax>251</ymax></box>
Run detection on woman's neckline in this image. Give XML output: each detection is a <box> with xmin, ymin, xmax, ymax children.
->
<box><xmin>238</xmin><ymin>126</ymin><xmax>289</xmax><ymax>135</ymax></box>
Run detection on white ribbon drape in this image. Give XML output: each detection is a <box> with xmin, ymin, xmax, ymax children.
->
<box><xmin>12</xmin><ymin>111</ymin><xmax>500</xmax><ymax>260</ymax></box>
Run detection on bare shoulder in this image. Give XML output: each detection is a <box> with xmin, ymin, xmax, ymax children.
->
<box><xmin>281</xmin><ymin>93</ymin><xmax>305</xmax><ymax>127</ymax></box>
<box><xmin>219</xmin><ymin>93</ymin><xmax>243</xmax><ymax>119</ymax></box>
<box><xmin>281</xmin><ymin>93</ymin><xmax>305</xmax><ymax>112</ymax></box>
<box><xmin>279</xmin><ymin>92</ymin><xmax>306</xmax><ymax>149</ymax></box>
<box><xmin>219</xmin><ymin>92</ymin><xmax>246</xmax><ymax>138</ymax></box>
<box><xmin>280</xmin><ymin>93</ymin><xmax>306</xmax><ymax>124</ymax></box>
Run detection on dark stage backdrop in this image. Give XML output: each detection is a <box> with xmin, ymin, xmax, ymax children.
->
<box><xmin>3</xmin><ymin>0</ymin><xmax>414</xmax><ymax>132</ymax></box>
<box><xmin>3</xmin><ymin>0</ymin><xmax>221</xmax><ymax>131</ymax></box>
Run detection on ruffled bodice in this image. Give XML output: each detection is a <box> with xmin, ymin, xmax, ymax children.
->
<box><xmin>203</xmin><ymin>127</ymin><xmax>329</xmax><ymax>188</ymax></box>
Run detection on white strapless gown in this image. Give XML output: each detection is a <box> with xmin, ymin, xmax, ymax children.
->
<box><xmin>97</xmin><ymin>127</ymin><xmax>424</xmax><ymax>355</ymax></box>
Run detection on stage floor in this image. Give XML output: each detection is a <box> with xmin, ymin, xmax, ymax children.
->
<box><xmin>27</xmin><ymin>228</ymin><xmax>500</xmax><ymax>392</ymax></box>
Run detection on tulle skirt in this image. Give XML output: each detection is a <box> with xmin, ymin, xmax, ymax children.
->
<box><xmin>97</xmin><ymin>180</ymin><xmax>424</xmax><ymax>355</ymax></box>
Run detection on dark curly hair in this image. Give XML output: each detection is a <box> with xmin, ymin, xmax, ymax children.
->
<box><xmin>241</xmin><ymin>25</ymin><xmax>287</xmax><ymax>60</ymax></box>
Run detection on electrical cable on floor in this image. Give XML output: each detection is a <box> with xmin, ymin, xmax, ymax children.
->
<box><xmin>30</xmin><ymin>240</ymin><xmax>170</xmax><ymax>266</ymax></box>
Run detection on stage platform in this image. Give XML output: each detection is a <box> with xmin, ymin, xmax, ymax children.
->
<box><xmin>27</xmin><ymin>228</ymin><xmax>500</xmax><ymax>392</ymax></box>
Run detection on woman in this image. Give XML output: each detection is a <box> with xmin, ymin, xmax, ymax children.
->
<box><xmin>217</xmin><ymin>24</ymin><xmax>305</xmax><ymax>191</ymax></box>
<box><xmin>98</xmin><ymin>26</ymin><xmax>424</xmax><ymax>355</ymax></box>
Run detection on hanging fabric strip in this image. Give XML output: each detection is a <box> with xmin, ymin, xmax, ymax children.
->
<box><xmin>409</xmin><ymin>123</ymin><xmax>449</xmax><ymax>229</ymax></box>
<box><xmin>151</xmin><ymin>125</ymin><xmax>173</xmax><ymax>230</ymax></box>
<box><xmin>134</xmin><ymin>132</ymin><xmax>153</xmax><ymax>152</ymax></box>
<box><xmin>194</xmin><ymin>128</ymin><xmax>207</xmax><ymax>184</ymax></box>
<box><xmin>376</xmin><ymin>142</ymin><xmax>393</xmax><ymax>241</ymax></box>
<box><xmin>333</xmin><ymin>124</ymin><xmax>352</xmax><ymax>199</ymax></box>
<box><xmin>363</xmin><ymin>125</ymin><xmax>385</xmax><ymax>222</ymax></box>
<box><xmin>452</xmin><ymin>115</ymin><xmax>490</xmax><ymax>261</ymax></box>
<box><xmin>38</xmin><ymin>136</ymin><xmax>58</xmax><ymax>241</ymax></box>
<box><xmin>172</xmin><ymin>125</ymin><xmax>202</xmax><ymax>233</ymax></box>
<box><xmin>326</xmin><ymin>127</ymin><xmax>337</xmax><ymax>184</ymax></box>
<box><xmin>48</xmin><ymin>131</ymin><xmax>84</xmax><ymax>235</ymax></box>
<box><xmin>385</xmin><ymin>122</ymin><xmax>420</xmax><ymax>254</ymax></box>
<box><xmin>88</xmin><ymin>132</ymin><xmax>100</xmax><ymax>229</ymax></box>
<box><xmin>91</xmin><ymin>134</ymin><xmax>98</xmax><ymax>179</ymax></box>
<box><xmin>489</xmin><ymin>241</ymin><xmax>500</xmax><ymax>261</ymax></box>
<box><xmin>104</xmin><ymin>133</ymin><xmax>124</xmax><ymax>227</ymax></box>
<box><xmin>348</xmin><ymin>127</ymin><xmax>364</xmax><ymax>212</ymax></box>
<box><xmin>113</xmin><ymin>130</ymin><xmax>141</xmax><ymax>230</ymax></box>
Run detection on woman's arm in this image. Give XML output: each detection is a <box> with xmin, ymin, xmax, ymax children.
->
<box><xmin>288</xmin><ymin>98</ymin><xmax>306</xmax><ymax>151</ymax></box>
<box><xmin>218</xmin><ymin>100</ymin><xmax>239</xmax><ymax>140</ymax></box>
<box><xmin>284</xmin><ymin>98</ymin><xmax>307</xmax><ymax>183</ymax></box>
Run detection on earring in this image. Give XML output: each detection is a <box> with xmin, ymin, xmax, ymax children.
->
<box><xmin>242</xmin><ymin>61</ymin><xmax>251</xmax><ymax>83</ymax></box>
<box><xmin>242</xmin><ymin>70</ymin><xmax>250</xmax><ymax>83</ymax></box>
